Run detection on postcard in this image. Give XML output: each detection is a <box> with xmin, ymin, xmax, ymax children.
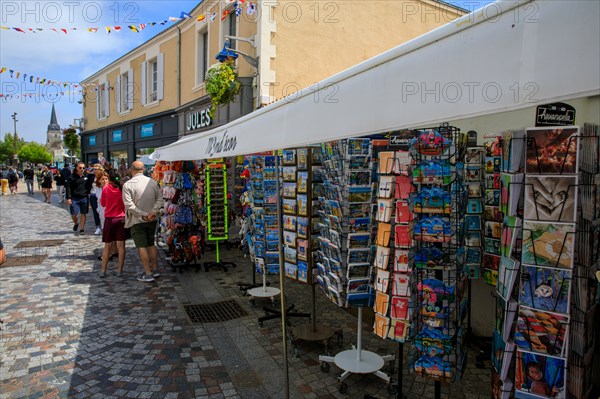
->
<box><xmin>348</xmin><ymin>186</ymin><xmax>371</xmax><ymax>203</ymax></box>
<box><xmin>387</xmin><ymin>318</ymin><xmax>410</xmax><ymax>342</ymax></box>
<box><xmin>375</xmin><ymin>291</ymin><xmax>390</xmax><ymax>315</ymax></box>
<box><xmin>379</xmin><ymin>151</ymin><xmax>396</xmax><ymax>174</ymax></box>
<box><xmin>378</xmin><ymin>175</ymin><xmax>395</xmax><ymax>199</ymax></box>
<box><xmin>348</xmin><ymin>203</ymin><xmax>371</xmax><ymax>218</ymax></box>
<box><xmin>495</xmin><ymin>296</ymin><xmax>518</xmax><ymax>341</ymax></box>
<box><xmin>283</xmin><ymin>166</ymin><xmax>296</xmax><ymax>181</ymax></box>
<box><xmin>392</xmin><ymin>273</ymin><xmax>410</xmax><ymax>296</ymax></box>
<box><xmin>347</xmin><ymin>249</ymin><xmax>371</xmax><ymax>265</ymax></box>
<box><xmin>393</xmin><ymin>150</ymin><xmax>412</xmax><ymax>175</ymax></box>
<box><xmin>395</xmin><ymin>175</ymin><xmax>415</xmax><ymax>200</ymax></box>
<box><xmin>394</xmin><ymin>224</ymin><xmax>412</xmax><ymax>248</ymax></box>
<box><xmin>374</xmin><ymin>314</ymin><xmax>390</xmax><ymax>339</ymax></box>
<box><xmin>297</xmin><ymin>148</ymin><xmax>308</xmax><ymax>169</ymax></box>
<box><xmin>348</xmin><ymin>217</ymin><xmax>371</xmax><ymax>233</ymax></box>
<box><xmin>395</xmin><ymin>200</ymin><xmax>413</xmax><ymax>224</ymax></box>
<box><xmin>467</xmin><ymin>198</ymin><xmax>483</xmax><ymax>214</ymax></box>
<box><xmin>296</xmin><ymin>217</ymin><xmax>307</xmax><ymax>237</ymax></box>
<box><xmin>485</xmin><ymin>221</ymin><xmax>502</xmax><ymax>239</ymax></box>
<box><xmin>485</xmin><ymin>238</ymin><xmax>501</xmax><ymax>255</ymax></box>
<box><xmin>526</xmin><ymin>126</ymin><xmax>579</xmax><ymax>175</ymax></box>
<box><xmin>500</xmin><ymin>129</ymin><xmax>525</xmax><ymax>173</ymax></box>
<box><xmin>483</xmin><ymin>268</ymin><xmax>498</xmax><ymax>286</ymax></box>
<box><xmin>375</xmin><ymin>269</ymin><xmax>390</xmax><ymax>293</ymax></box>
<box><xmin>348</xmin><ymin>233</ymin><xmax>370</xmax><ymax>249</ymax></box>
<box><xmin>297</xmin><ymin>239</ymin><xmax>308</xmax><ymax>261</ymax></box>
<box><xmin>497</xmin><ymin>256</ymin><xmax>519</xmax><ymax>301</ymax></box>
<box><xmin>391</xmin><ymin>296</ymin><xmax>410</xmax><ymax>320</ymax></box>
<box><xmin>347</xmin><ymin>278</ymin><xmax>371</xmax><ymax>294</ymax></box>
<box><xmin>484</xmin><ymin>253</ymin><xmax>501</xmax><ymax>271</ymax></box>
<box><xmin>374</xmin><ymin>245</ymin><xmax>391</xmax><ymax>270</ymax></box>
<box><xmin>465</xmin><ymin>147</ymin><xmax>484</xmax><ymax>164</ymax></box>
<box><xmin>523</xmin><ymin>175</ymin><xmax>577</xmax><ymax>223</ymax></box>
<box><xmin>519</xmin><ymin>265</ymin><xmax>571</xmax><ymax>314</ymax></box>
<box><xmin>284</xmin><ymin>246</ymin><xmax>297</xmax><ymax>264</ymax></box>
<box><xmin>297</xmin><ymin>195</ymin><xmax>308</xmax><ymax>216</ymax></box>
<box><xmin>283</xmin><ymin>230</ymin><xmax>297</xmax><ymax>248</ymax></box>
<box><xmin>466</xmin><ymin>215</ymin><xmax>482</xmax><ymax>231</ymax></box>
<box><xmin>515</xmin><ymin>350</ymin><xmax>566</xmax><ymax>399</ymax></box>
<box><xmin>283</xmin><ymin>182</ymin><xmax>297</xmax><ymax>197</ymax></box>
<box><xmin>296</xmin><ymin>171</ymin><xmax>308</xmax><ymax>193</ymax></box>
<box><xmin>500</xmin><ymin>173</ymin><xmax>524</xmax><ymax>216</ymax></box>
<box><xmin>376</xmin><ymin>223</ymin><xmax>392</xmax><ymax>247</ymax></box>
<box><xmin>521</xmin><ymin>221</ymin><xmax>575</xmax><ymax>269</ymax></box>
<box><xmin>514</xmin><ymin>307</ymin><xmax>569</xmax><ymax>357</ymax></box>
<box><xmin>297</xmin><ymin>261</ymin><xmax>308</xmax><ymax>283</ymax></box>
<box><xmin>282</xmin><ymin>198</ymin><xmax>297</xmax><ymax>214</ymax></box>
<box><xmin>285</xmin><ymin>262</ymin><xmax>298</xmax><ymax>279</ymax></box>
<box><xmin>501</xmin><ymin>215</ymin><xmax>522</xmax><ymax>259</ymax></box>
<box><xmin>394</xmin><ymin>249</ymin><xmax>410</xmax><ymax>272</ymax></box>
<box><xmin>346</xmin><ymin>262</ymin><xmax>371</xmax><ymax>278</ymax></box>
<box><xmin>346</xmin><ymin>138</ymin><xmax>371</xmax><ymax>156</ymax></box>
<box><xmin>282</xmin><ymin>149</ymin><xmax>297</xmax><ymax>165</ymax></box>
<box><xmin>375</xmin><ymin>198</ymin><xmax>392</xmax><ymax>223</ymax></box>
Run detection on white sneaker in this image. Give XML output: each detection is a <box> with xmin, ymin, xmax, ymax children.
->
<box><xmin>94</xmin><ymin>227</ymin><xmax>102</xmax><ymax>235</ymax></box>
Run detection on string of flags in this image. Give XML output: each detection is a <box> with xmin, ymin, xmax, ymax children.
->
<box><xmin>1</xmin><ymin>3</ymin><xmax>257</xmax><ymax>34</ymax></box>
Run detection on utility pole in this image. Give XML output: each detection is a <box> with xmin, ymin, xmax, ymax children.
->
<box><xmin>11</xmin><ymin>112</ymin><xmax>18</xmax><ymax>167</ymax></box>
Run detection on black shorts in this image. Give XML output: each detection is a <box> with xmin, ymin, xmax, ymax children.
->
<box><xmin>102</xmin><ymin>217</ymin><xmax>130</xmax><ymax>242</ymax></box>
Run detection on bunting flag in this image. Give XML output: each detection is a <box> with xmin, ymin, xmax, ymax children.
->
<box><xmin>0</xmin><ymin>67</ymin><xmax>7</xmax><ymax>73</ymax></box>
<box><xmin>2</xmin><ymin>8</ymin><xmax>260</xmax><ymax>35</ymax></box>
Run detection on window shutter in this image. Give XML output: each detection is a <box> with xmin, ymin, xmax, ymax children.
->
<box><xmin>96</xmin><ymin>86</ymin><xmax>100</xmax><ymax>120</ymax></box>
<box><xmin>116</xmin><ymin>75</ymin><xmax>121</xmax><ymax>114</ymax></box>
<box><xmin>141</xmin><ymin>61</ymin><xmax>147</xmax><ymax>105</ymax></box>
<box><xmin>127</xmin><ymin>69</ymin><xmax>134</xmax><ymax>110</ymax></box>
<box><xmin>104</xmin><ymin>80</ymin><xmax>110</xmax><ymax>117</ymax></box>
<box><xmin>157</xmin><ymin>53</ymin><xmax>164</xmax><ymax>101</ymax></box>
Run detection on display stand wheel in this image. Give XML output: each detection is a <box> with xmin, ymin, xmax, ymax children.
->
<box><xmin>290</xmin><ymin>323</ymin><xmax>336</xmax><ymax>357</ymax></box>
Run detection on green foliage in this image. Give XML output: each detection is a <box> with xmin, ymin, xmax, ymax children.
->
<box><xmin>204</xmin><ymin>61</ymin><xmax>241</xmax><ymax>117</ymax></box>
<box><xmin>0</xmin><ymin>133</ymin><xmax>25</xmax><ymax>164</ymax></box>
<box><xmin>18</xmin><ymin>142</ymin><xmax>52</xmax><ymax>164</ymax></box>
<box><xmin>63</xmin><ymin>127</ymin><xmax>80</xmax><ymax>158</ymax></box>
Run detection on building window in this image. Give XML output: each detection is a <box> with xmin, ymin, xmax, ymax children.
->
<box><xmin>197</xmin><ymin>30</ymin><xmax>209</xmax><ymax>84</ymax></box>
<box><xmin>96</xmin><ymin>81</ymin><xmax>109</xmax><ymax>120</ymax></box>
<box><xmin>223</xmin><ymin>8</ymin><xmax>237</xmax><ymax>51</ymax></box>
<box><xmin>141</xmin><ymin>53</ymin><xmax>163</xmax><ymax>106</ymax></box>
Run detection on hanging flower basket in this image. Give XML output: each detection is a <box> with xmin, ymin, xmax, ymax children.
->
<box><xmin>205</xmin><ymin>61</ymin><xmax>241</xmax><ymax>117</ymax></box>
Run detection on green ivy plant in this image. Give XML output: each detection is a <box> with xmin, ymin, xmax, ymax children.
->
<box><xmin>204</xmin><ymin>61</ymin><xmax>241</xmax><ymax>117</ymax></box>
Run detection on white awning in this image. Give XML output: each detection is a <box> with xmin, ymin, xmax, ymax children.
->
<box><xmin>152</xmin><ymin>0</ymin><xmax>600</xmax><ymax>162</ymax></box>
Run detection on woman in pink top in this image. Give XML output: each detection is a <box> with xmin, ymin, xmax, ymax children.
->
<box><xmin>98</xmin><ymin>169</ymin><xmax>129</xmax><ymax>277</ymax></box>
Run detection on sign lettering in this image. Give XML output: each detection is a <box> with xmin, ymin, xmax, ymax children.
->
<box><xmin>205</xmin><ymin>130</ymin><xmax>237</xmax><ymax>157</ymax></box>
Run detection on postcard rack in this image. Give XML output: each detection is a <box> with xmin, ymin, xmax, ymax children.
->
<box><xmin>406</xmin><ymin>125</ymin><xmax>469</xmax><ymax>393</ymax></box>
<box><xmin>158</xmin><ymin>161</ymin><xmax>206</xmax><ymax>273</ymax></box>
<box><xmin>245</xmin><ymin>155</ymin><xmax>282</xmax><ymax>302</ymax></box>
<box><xmin>490</xmin><ymin>124</ymin><xmax>600</xmax><ymax>399</ymax></box>
<box><xmin>203</xmin><ymin>161</ymin><xmax>236</xmax><ymax>272</ymax></box>
<box><xmin>315</xmin><ymin>138</ymin><xmax>395</xmax><ymax>394</ymax></box>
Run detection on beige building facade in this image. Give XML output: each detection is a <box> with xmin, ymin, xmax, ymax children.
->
<box><xmin>80</xmin><ymin>0</ymin><xmax>464</xmax><ymax>165</ymax></box>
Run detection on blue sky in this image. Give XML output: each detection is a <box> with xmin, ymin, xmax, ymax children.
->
<box><xmin>1</xmin><ymin>0</ymin><xmax>495</xmax><ymax>145</ymax></box>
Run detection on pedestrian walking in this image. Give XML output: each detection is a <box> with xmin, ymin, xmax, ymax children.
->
<box><xmin>65</xmin><ymin>162</ymin><xmax>93</xmax><ymax>235</ymax></box>
<box><xmin>36</xmin><ymin>166</ymin><xmax>44</xmax><ymax>190</ymax></box>
<box><xmin>54</xmin><ymin>168</ymin><xmax>65</xmax><ymax>202</ymax></box>
<box><xmin>59</xmin><ymin>164</ymin><xmax>72</xmax><ymax>203</ymax></box>
<box><xmin>23</xmin><ymin>165</ymin><xmax>35</xmax><ymax>195</ymax></box>
<box><xmin>41</xmin><ymin>166</ymin><xmax>53</xmax><ymax>203</ymax></box>
<box><xmin>98</xmin><ymin>169</ymin><xmax>128</xmax><ymax>278</ymax></box>
<box><xmin>7</xmin><ymin>166</ymin><xmax>19</xmax><ymax>195</ymax></box>
<box><xmin>90</xmin><ymin>164</ymin><xmax>104</xmax><ymax>235</ymax></box>
<box><xmin>0</xmin><ymin>166</ymin><xmax>8</xmax><ymax>195</ymax></box>
<box><xmin>123</xmin><ymin>160</ymin><xmax>163</xmax><ymax>282</ymax></box>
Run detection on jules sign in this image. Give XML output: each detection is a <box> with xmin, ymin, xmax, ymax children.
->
<box><xmin>186</xmin><ymin>107</ymin><xmax>212</xmax><ymax>132</ymax></box>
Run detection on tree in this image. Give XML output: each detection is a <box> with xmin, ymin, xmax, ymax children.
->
<box><xmin>0</xmin><ymin>133</ymin><xmax>25</xmax><ymax>164</ymax></box>
<box><xmin>62</xmin><ymin>127</ymin><xmax>80</xmax><ymax>159</ymax></box>
<box><xmin>18</xmin><ymin>142</ymin><xmax>52</xmax><ymax>165</ymax></box>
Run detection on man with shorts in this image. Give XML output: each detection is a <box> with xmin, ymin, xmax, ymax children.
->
<box><xmin>66</xmin><ymin>162</ymin><xmax>94</xmax><ymax>235</ymax></box>
<box><xmin>123</xmin><ymin>161</ymin><xmax>163</xmax><ymax>282</ymax></box>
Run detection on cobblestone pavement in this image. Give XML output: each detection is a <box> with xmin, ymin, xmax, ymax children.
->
<box><xmin>0</xmin><ymin>184</ymin><xmax>491</xmax><ymax>398</ymax></box>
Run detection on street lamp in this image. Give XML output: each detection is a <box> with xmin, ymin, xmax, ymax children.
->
<box><xmin>11</xmin><ymin>112</ymin><xmax>18</xmax><ymax>167</ymax></box>
<box><xmin>216</xmin><ymin>36</ymin><xmax>259</xmax><ymax>69</ymax></box>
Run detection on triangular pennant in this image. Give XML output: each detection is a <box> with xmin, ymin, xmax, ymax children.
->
<box><xmin>128</xmin><ymin>25</ymin><xmax>139</xmax><ymax>32</ymax></box>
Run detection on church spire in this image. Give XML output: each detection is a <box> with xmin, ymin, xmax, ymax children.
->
<box><xmin>48</xmin><ymin>104</ymin><xmax>60</xmax><ymax>131</ymax></box>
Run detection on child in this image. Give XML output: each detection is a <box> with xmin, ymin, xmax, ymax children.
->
<box><xmin>527</xmin><ymin>362</ymin><xmax>559</xmax><ymax>397</ymax></box>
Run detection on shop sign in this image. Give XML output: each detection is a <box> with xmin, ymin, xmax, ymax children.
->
<box><xmin>141</xmin><ymin>123</ymin><xmax>154</xmax><ymax>138</ymax></box>
<box><xmin>205</xmin><ymin>130</ymin><xmax>237</xmax><ymax>157</ymax></box>
<box><xmin>112</xmin><ymin>130</ymin><xmax>122</xmax><ymax>142</ymax></box>
<box><xmin>89</xmin><ymin>135</ymin><xmax>96</xmax><ymax>146</ymax></box>
<box><xmin>535</xmin><ymin>102</ymin><xmax>575</xmax><ymax>126</ymax></box>
<box><xmin>388</xmin><ymin>130</ymin><xmax>415</xmax><ymax>150</ymax></box>
<box><xmin>186</xmin><ymin>107</ymin><xmax>212</xmax><ymax>131</ymax></box>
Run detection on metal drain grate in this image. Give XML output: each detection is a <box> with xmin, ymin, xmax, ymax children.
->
<box><xmin>14</xmin><ymin>239</ymin><xmax>65</xmax><ymax>248</ymax></box>
<box><xmin>184</xmin><ymin>299</ymin><xmax>248</xmax><ymax>323</ymax></box>
<box><xmin>1</xmin><ymin>255</ymin><xmax>48</xmax><ymax>268</ymax></box>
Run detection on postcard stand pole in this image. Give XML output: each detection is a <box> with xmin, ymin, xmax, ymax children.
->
<box><xmin>435</xmin><ymin>381</ymin><xmax>441</xmax><ymax>399</ymax></box>
<box><xmin>319</xmin><ymin>307</ymin><xmax>394</xmax><ymax>393</ymax></box>
<box><xmin>395</xmin><ymin>342</ymin><xmax>406</xmax><ymax>399</ymax></box>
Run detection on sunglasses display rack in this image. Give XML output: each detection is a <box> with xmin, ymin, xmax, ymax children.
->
<box><xmin>155</xmin><ymin>160</ymin><xmax>206</xmax><ymax>272</ymax></box>
<box><xmin>203</xmin><ymin>161</ymin><xmax>236</xmax><ymax>272</ymax></box>
<box><xmin>406</xmin><ymin>126</ymin><xmax>469</xmax><ymax>394</ymax></box>
<box><xmin>316</xmin><ymin>138</ymin><xmax>396</xmax><ymax>395</ymax></box>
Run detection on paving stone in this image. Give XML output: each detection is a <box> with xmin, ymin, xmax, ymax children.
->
<box><xmin>0</xmin><ymin>188</ymin><xmax>491</xmax><ymax>398</ymax></box>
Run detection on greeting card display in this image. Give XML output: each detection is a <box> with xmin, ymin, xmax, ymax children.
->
<box><xmin>514</xmin><ymin>307</ymin><xmax>569</xmax><ymax>357</ymax></box>
<box><xmin>518</xmin><ymin>265</ymin><xmax>571</xmax><ymax>314</ymax></box>
<box><xmin>521</xmin><ymin>222</ymin><xmax>575</xmax><ymax>269</ymax></box>
<box><xmin>523</xmin><ymin>175</ymin><xmax>577</xmax><ymax>223</ymax></box>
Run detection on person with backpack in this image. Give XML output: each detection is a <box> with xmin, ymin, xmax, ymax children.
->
<box><xmin>7</xmin><ymin>166</ymin><xmax>19</xmax><ymax>195</ymax></box>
